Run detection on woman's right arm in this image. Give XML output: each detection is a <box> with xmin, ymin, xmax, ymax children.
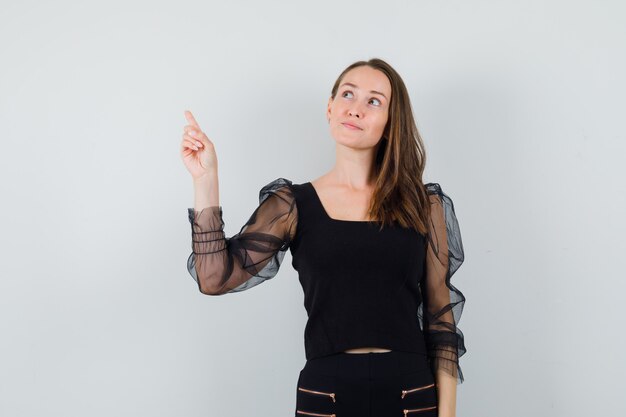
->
<box><xmin>187</xmin><ymin>178</ymin><xmax>297</xmax><ymax>295</ymax></box>
<box><xmin>193</xmin><ymin>173</ymin><xmax>219</xmax><ymax>212</ymax></box>
<box><xmin>180</xmin><ymin>111</ymin><xmax>297</xmax><ymax>296</ymax></box>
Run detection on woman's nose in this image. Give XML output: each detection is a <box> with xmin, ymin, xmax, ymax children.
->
<box><xmin>348</xmin><ymin>108</ymin><xmax>362</xmax><ymax>118</ymax></box>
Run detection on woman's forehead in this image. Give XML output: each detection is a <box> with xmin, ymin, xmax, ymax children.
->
<box><xmin>341</xmin><ymin>66</ymin><xmax>391</xmax><ymax>98</ymax></box>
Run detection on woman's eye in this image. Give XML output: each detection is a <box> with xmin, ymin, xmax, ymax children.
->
<box><xmin>341</xmin><ymin>90</ymin><xmax>381</xmax><ymax>107</ymax></box>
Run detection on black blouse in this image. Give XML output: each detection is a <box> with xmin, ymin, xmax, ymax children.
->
<box><xmin>186</xmin><ymin>177</ymin><xmax>467</xmax><ymax>384</ymax></box>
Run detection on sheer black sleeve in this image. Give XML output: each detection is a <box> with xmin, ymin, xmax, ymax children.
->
<box><xmin>186</xmin><ymin>177</ymin><xmax>298</xmax><ymax>295</ymax></box>
<box><xmin>420</xmin><ymin>182</ymin><xmax>467</xmax><ymax>385</ymax></box>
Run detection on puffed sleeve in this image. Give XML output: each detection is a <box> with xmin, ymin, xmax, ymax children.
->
<box><xmin>420</xmin><ymin>182</ymin><xmax>467</xmax><ymax>384</ymax></box>
<box><xmin>186</xmin><ymin>177</ymin><xmax>298</xmax><ymax>295</ymax></box>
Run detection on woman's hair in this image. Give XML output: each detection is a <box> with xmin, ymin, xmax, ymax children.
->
<box><xmin>330</xmin><ymin>57</ymin><xmax>432</xmax><ymax>235</ymax></box>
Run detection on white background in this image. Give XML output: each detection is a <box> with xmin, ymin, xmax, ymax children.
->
<box><xmin>1</xmin><ymin>1</ymin><xmax>624</xmax><ymax>416</ymax></box>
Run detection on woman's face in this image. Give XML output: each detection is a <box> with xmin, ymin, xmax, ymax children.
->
<box><xmin>327</xmin><ymin>65</ymin><xmax>392</xmax><ymax>151</ymax></box>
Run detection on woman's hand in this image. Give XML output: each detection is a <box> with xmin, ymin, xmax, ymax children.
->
<box><xmin>180</xmin><ymin>110</ymin><xmax>218</xmax><ymax>181</ymax></box>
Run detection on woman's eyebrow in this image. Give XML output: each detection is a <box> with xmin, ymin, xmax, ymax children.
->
<box><xmin>339</xmin><ymin>82</ymin><xmax>387</xmax><ymax>100</ymax></box>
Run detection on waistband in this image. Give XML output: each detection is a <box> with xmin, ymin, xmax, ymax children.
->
<box><xmin>302</xmin><ymin>350</ymin><xmax>430</xmax><ymax>379</ymax></box>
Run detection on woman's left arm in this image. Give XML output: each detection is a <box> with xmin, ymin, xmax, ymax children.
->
<box><xmin>421</xmin><ymin>183</ymin><xmax>467</xmax><ymax>417</ymax></box>
<box><xmin>435</xmin><ymin>370</ymin><xmax>457</xmax><ymax>417</ymax></box>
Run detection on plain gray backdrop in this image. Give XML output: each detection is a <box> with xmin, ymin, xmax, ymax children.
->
<box><xmin>1</xmin><ymin>0</ymin><xmax>624</xmax><ymax>416</ymax></box>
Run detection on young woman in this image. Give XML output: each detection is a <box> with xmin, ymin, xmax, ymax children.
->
<box><xmin>180</xmin><ymin>58</ymin><xmax>466</xmax><ymax>417</ymax></box>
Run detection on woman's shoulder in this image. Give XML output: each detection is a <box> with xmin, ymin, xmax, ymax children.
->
<box><xmin>425</xmin><ymin>182</ymin><xmax>442</xmax><ymax>195</ymax></box>
<box><xmin>258</xmin><ymin>177</ymin><xmax>311</xmax><ymax>203</ymax></box>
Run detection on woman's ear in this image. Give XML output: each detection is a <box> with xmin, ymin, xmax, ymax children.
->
<box><xmin>326</xmin><ymin>96</ymin><xmax>333</xmax><ymax>122</ymax></box>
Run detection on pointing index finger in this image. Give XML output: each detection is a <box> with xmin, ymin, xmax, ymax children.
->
<box><xmin>184</xmin><ymin>110</ymin><xmax>201</xmax><ymax>129</ymax></box>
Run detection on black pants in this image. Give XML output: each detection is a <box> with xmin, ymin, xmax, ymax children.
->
<box><xmin>295</xmin><ymin>350</ymin><xmax>438</xmax><ymax>417</ymax></box>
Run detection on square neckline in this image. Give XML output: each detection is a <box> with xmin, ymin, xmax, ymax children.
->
<box><xmin>305</xmin><ymin>181</ymin><xmax>379</xmax><ymax>224</ymax></box>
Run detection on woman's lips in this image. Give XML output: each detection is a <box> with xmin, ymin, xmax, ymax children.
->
<box><xmin>342</xmin><ymin>123</ymin><xmax>362</xmax><ymax>130</ymax></box>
